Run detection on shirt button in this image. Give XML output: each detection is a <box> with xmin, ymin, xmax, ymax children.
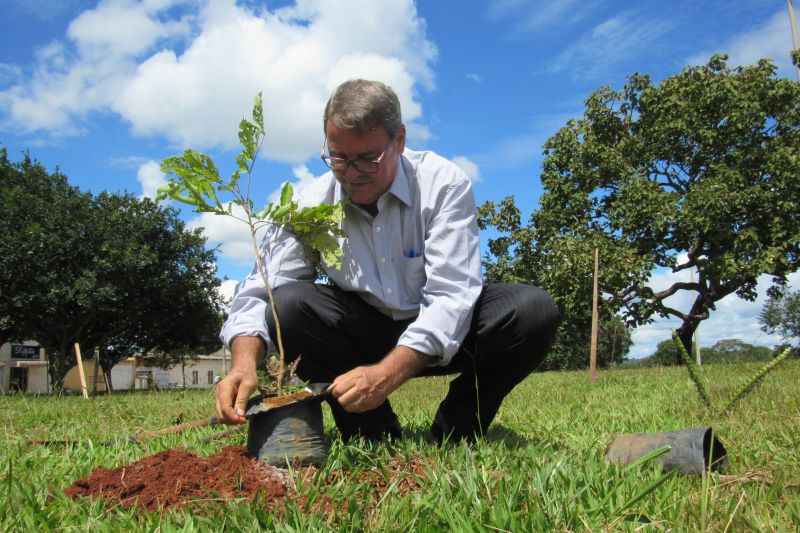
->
<box><xmin>380</xmin><ymin>257</ymin><xmax>386</xmax><ymax>264</ymax></box>
<box><xmin>387</xmin><ymin>288</ymin><xmax>393</xmax><ymax>294</ymax></box>
<box><xmin>375</xmin><ymin>226</ymin><xmax>382</xmax><ymax>232</ymax></box>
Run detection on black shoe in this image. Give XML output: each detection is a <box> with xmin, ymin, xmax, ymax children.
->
<box><xmin>431</xmin><ymin>406</ymin><xmax>480</xmax><ymax>445</ymax></box>
<box><xmin>330</xmin><ymin>400</ymin><xmax>403</xmax><ymax>443</ymax></box>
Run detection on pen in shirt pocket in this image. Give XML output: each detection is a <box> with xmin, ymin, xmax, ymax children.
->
<box><xmin>404</xmin><ymin>249</ymin><xmax>420</xmax><ymax>258</ymax></box>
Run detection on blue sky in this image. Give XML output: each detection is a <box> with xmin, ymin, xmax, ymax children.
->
<box><xmin>2</xmin><ymin>0</ymin><xmax>798</xmax><ymax>358</ymax></box>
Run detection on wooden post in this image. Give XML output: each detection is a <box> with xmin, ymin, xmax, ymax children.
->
<box><xmin>73</xmin><ymin>343</ymin><xmax>89</xmax><ymax>399</ymax></box>
<box><xmin>789</xmin><ymin>0</ymin><xmax>800</xmax><ymax>81</ymax></box>
<box><xmin>589</xmin><ymin>248</ymin><xmax>599</xmax><ymax>382</ymax></box>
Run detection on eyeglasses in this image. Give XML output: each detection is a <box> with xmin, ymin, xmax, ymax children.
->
<box><xmin>320</xmin><ymin>137</ymin><xmax>393</xmax><ymax>174</ymax></box>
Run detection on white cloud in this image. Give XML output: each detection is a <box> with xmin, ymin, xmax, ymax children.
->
<box><xmin>466</xmin><ymin>73</ymin><xmax>482</xmax><ymax>83</ymax></box>
<box><xmin>0</xmin><ymin>0</ymin><xmax>437</xmax><ymax>163</ymax></box>
<box><xmin>0</xmin><ymin>63</ymin><xmax>22</xmax><ymax>86</ymax></box>
<box><xmin>487</xmin><ymin>0</ymin><xmax>593</xmax><ymax>35</ymax></box>
<box><xmin>267</xmin><ymin>164</ymin><xmax>321</xmax><ymax>203</ymax></box>
<box><xmin>67</xmin><ymin>0</ymin><xmax>192</xmax><ymax>59</ymax></box>
<box><xmin>550</xmin><ymin>11</ymin><xmax>672</xmax><ymax>79</ymax></box>
<box><xmin>451</xmin><ymin>155</ymin><xmax>482</xmax><ymax>183</ymax></box>
<box><xmin>136</xmin><ymin>160</ymin><xmax>168</xmax><ymax>199</ymax></box>
<box><xmin>109</xmin><ymin>155</ymin><xmax>150</xmax><ymax>168</ymax></box>
<box><xmin>687</xmin><ymin>10</ymin><xmax>797</xmax><ymax>77</ymax></box>
<box><xmin>217</xmin><ymin>278</ymin><xmax>240</xmax><ymax>308</ymax></box>
<box><xmin>187</xmin><ymin>202</ymin><xmax>254</xmax><ymax>264</ymax></box>
<box><xmin>629</xmin><ymin>270</ymin><xmax>800</xmax><ymax>359</ymax></box>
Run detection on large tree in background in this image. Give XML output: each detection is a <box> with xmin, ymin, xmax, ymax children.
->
<box><xmin>86</xmin><ymin>193</ymin><xmax>223</xmax><ymax>389</ymax></box>
<box><xmin>760</xmin><ymin>289</ymin><xmax>800</xmax><ymax>352</ymax></box>
<box><xmin>480</xmin><ymin>55</ymin><xmax>800</xmax><ymax>363</ymax></box>
<box><xmin>0</xmin><ymin>150</ymin><xmax>93</xmax><ymax>354</ymax></box>
<box><xmin>1</xmin><ymin>151</ymin><xmax>222</xmax><ymax>390</ymax></box>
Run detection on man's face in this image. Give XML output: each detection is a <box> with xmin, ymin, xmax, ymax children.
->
<box><xmin>324</xmin><ymin>122</ymin><xmax>405</xmax><ymax>209</ymax></box>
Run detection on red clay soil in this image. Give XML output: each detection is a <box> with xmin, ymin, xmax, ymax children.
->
<box><xmin>65</xmin><ymin>446</ymin><xmax>429</xmax><ymax>513</ymax></box>
<box><xmin>64</xmin><ymin>446</ymin><xmax>287</xmax><ymax>511</ymax></box>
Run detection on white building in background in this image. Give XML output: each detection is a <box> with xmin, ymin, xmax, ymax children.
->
<box><xmin>0</xmin><ymin>341</ymin><xmax>230</xmax><ymax>394</ymax></box>
<box><xmin>0</xmin><ymin>341</ymin><xmax>50</xmax><ymax>394</ymax></box>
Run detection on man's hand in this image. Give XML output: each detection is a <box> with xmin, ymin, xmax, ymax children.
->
<box><xmin>215</xmin><ymin>336</ymin><xmax>263</xmax><ymax>424</ymax></box>
<box><xmin>330</xmin><ymin>345</ymin><xmax>429</xmax><ymax>413</ymax></box>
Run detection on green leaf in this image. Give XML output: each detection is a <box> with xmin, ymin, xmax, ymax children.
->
<box><xmin>280</xmin><ymin>182</ymin><xmax>294</xmax><ymax>207</ymax></box>
<box><xmin>253</xmin><ymin>91</ymin><xmax>264</xmax><ymax>131</ymax></box>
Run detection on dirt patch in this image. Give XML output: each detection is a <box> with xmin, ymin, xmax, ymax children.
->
<box><xmin>64</xmin><ymin>446</ymin><xmax>287</xmax><ymax>511</ymax></box>
<box><xmin>292</xmin><ymin>455</ymin><xmax>429</xmax><ymax>515</ymax></box>
<box><xmin>263</xmin><ymin>390</ymin><xmax>313</xmax><ymax>410</ymax></box>
<box><xmin>65</xmin><ymin>446</ymin><xmax>429</xmax><ymax>514</ymax></box>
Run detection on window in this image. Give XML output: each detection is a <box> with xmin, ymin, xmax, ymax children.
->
<box><xmin>208</xmin><ymin>370</ymin><xmax>214</xmax><ymax>385</ymax></box>
<box><xmin>192</xmin><ymin>370</ymin><xmax>198</xmax><ymax>385</ymax></box>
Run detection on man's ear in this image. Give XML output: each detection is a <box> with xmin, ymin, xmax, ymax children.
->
<box><xmin>395</xmin><ymin>124</ymin><xmax>406</xmax><ymax>153</ymax></box>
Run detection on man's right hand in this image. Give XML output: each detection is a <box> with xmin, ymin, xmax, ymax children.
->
<box><xmin>215</xmin><ymin>336</ymin><xmax>264</xmax><ymax>424</ymax></box>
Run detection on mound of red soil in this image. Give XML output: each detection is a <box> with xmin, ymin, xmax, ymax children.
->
<box><xmin>64</xmin><ymin>446</ymin><xmax>287</xmax><ymax>511</ymax></box>
<box><xmin>66</xmin><ymin>446</ymin><xmax>429</xmax><ymax>514</ymax></box>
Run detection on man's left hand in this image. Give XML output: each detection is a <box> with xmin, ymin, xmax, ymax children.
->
<box><xmin>329</xmin><ymin>345</ymin><xmax>429</xmax><ymax>413</ymax></box>
<box><xmin>330</xmin><ymin>364</ymin><xmax>392</xmax><ymax>413</ymax></box>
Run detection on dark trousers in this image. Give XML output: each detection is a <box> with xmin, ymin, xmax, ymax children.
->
<box><xmin>266</xmin><ymin>282</ymin><xmax>561</xmax><ymax>441</ymax></box>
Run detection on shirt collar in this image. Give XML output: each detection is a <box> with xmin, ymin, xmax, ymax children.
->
<box><xmin>386</xmin><ymin>154</ymin><xmax>412</xmax><ymax>207</ymax></box>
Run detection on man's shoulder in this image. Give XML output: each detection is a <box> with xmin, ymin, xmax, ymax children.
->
<box><xmin>403</xmin><ymin>149</ymin><xmax>471</xmax><ymax>190</ymax></box>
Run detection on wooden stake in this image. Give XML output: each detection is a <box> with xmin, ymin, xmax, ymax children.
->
<box><xmin>73</xmin><ymin>343</ymin><xmax>89</xmax><ymax>399</ymax></box>
<box><xmin>589</xmin><ymin>248</ymin><xmax>599</xmax><ymax>382</ymax></box>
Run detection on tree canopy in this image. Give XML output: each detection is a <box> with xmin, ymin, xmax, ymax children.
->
<box><xmin>760</xmin><ymin>289</ymin><xmax>800</xmax><ymax>349</ymax></box>
<box><xmin>0</xmin><ymin>150</ymin><xmax>223</xmax><ymax>390</ymax></box>
<box><xmin>479</xmin><ymin>56</ymin><xmax>800</xmax><ymax>364</ymax></box>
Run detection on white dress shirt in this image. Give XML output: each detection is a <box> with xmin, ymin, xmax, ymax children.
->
<box><xmin>220</xmin><ymin>148</ymin><xmax>483</xmax><ymax>366</ymax></box>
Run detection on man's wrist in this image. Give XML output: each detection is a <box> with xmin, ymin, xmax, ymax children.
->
<box><xmin>378</xmin><ymin>345</ymin><xmax>430</xmax><ymax>390</ymax></box>
<box><xmin>230</xmin><ymin>335</ymin><xmax>265</xmax><ymax>372</ymax></box>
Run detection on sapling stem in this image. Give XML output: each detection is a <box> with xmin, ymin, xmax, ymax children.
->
<box><xmin>158</xmin><ymin>94</ymin><xmax>344</xmax><ymax>396</ymax></box>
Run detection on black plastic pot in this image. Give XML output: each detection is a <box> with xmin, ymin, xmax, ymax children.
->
<box><xmin>604</xmin><ymin>427</ymin><xmax>727</xmax><ymax>475</ymax></box>
<box><xmin>246</xmin><ymin>395</ymin><xmax>328</xmax><ymax>466</ymax></box>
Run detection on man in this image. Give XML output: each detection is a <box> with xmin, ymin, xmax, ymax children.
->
<box><xmin>216</xmin><ymin>79</ymin><xmax>560</xmax><ymax>442</ymax></box>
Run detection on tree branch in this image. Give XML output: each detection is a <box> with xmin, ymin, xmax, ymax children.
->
<box><xmin>652</xmin><ymin>281</ymin><xmax>700</xmax><ymax>301</ymax></box>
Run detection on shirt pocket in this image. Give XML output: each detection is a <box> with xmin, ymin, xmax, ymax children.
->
<box><xmin>399</xmin><ymin>255</ymin><xmax>426</xmax><ymax>304</ymax></box>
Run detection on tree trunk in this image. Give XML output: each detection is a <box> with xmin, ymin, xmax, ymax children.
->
<box><xmin>104</xmin><ymin>368</ymin><xmax>114</xmax><ymax>393</ymax></box>
<box><xmin>46</xmin><ymin>342</ymin><xmax>74</xmax><ymax>394</ymax></box>
<box><xmin>0</xmin><ymin>331</ymin><xmax>10</xmax><ymax>350</ymax></box>
<box><xmin>676</xmin><ymin>295</ymin><xmax>705</xmax><ymax>365</ymax></box>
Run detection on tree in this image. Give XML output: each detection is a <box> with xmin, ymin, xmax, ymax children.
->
<box><xmin>86</xmin><ymin>193</ymin><xmax>223</xmax><ymax>388</ymax></box>
<box><xmin>1</xmin><ymin>151</ymin><xmax>222</xmax><ymax>390</ymax></box>
<box><xmin>480</xmin><ymin>56</ymin><xmax>800</xmax><ymax>363</ymax></box>
<box><xmin>648</xmin><ymin>339</ymin><xmax>681</xmax><ymax>366</ymax></box>
<box><xmin>760</xmin><ymin>289</ymin><xmax>800</xmax><ymax>350</ymax></box>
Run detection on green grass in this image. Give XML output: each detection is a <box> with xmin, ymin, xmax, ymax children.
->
<box><xmin>2</xmin><ymin>361</ymin><xmax>799</xmax><ymax>531</ymax></box>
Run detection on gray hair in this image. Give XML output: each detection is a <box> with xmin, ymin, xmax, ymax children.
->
<box><xmin>323</xmin><ymin>79</ymin><xmax>403</xmax><ymax>138</ymax></box>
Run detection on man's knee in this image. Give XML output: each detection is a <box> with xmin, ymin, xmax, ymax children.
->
<box><xmin>517</xmin><ymin>285</ymin><xmax>561</xmax><ymax>341</ymax></box>
<box><xmin>511</xmin><ymin>284</ymin><xmax>561</xmax><ymax>369</ymax></box>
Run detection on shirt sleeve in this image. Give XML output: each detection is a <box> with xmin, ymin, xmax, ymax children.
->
<box><xmin>219</xmin><ymin>224</ymin><xmax>316</xmax><ymax>350</ymax></box>
<box><xmin>397</xmin><ymin>176</ymin><xmax>483</xmax><ymax>365</ymax></box>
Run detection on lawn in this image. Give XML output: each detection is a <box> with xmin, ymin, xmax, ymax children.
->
<box><xmin>2</xmin><ymin>360</ymin><xmax>799</xmax><ymax>531</ymax></box>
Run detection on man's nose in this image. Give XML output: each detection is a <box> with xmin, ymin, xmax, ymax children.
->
<box><xmin>343</xmin><ymin>162</ymin><xmax>361</xmax><ymax>180</ymax></box>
